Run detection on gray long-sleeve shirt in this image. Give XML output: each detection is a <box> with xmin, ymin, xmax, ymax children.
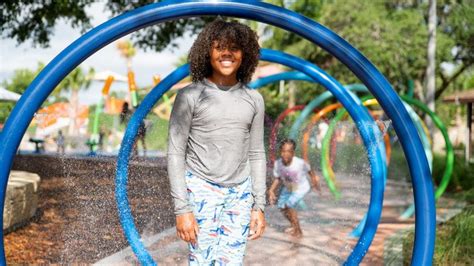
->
<box><xmin>167</xmin><ymin>79</ymin><xmax>267</xmax><ymax>215</ymax></box>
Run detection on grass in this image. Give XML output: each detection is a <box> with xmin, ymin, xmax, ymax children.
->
<box><xmin>87</xmin><ymin>112</ymin><xmax>169</xmax><ymax>152</ymax></box>
<box><xmin>403</xmin><ymin>205</ymin><xmax>474</xmax><ymax>265</ymax></box>
<box><xmin>143</xmin><ymin>116</ymin><xmax>169</xmax><ymax>151</ymax></box>
<box><xmin>432</xmin><ymin>153</ymin><xmax>474</xmax><ymax>192</ymax></box>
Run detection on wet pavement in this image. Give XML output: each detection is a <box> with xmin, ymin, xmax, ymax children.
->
<box><xmin>96</xmin><ymin>174</ymin><xmax>423</xmax><ymax>265</ymax></box>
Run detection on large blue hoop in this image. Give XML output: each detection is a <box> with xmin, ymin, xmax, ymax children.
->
<box><xmin>117</xmin><ymin>49</ymin><xmax>386</xmax><ymax>264</ymax></box>
<box><xmin>0</xmin><ymin>1</ymin><xmax>434</xmax><ymax>265</ymax></box>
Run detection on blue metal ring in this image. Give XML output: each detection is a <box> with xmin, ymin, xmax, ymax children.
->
<box><xmin>249</xmin><ymin>71</ymin><xmax>388</xmax><ymax>239</ymax></box>
<box><xmin>248</xmin><ymin>71</ymin><xmax>387</xmax><ymax>239</ymax></box>
<box><xmin>0</xmin><ymin>1</ymin><xmax>434</xmax><ymax>265</ymax></box>
<box><xmin>119</xmin><ymin>49</ymin><xmax>385</xmax><ymax>264</ymax></box>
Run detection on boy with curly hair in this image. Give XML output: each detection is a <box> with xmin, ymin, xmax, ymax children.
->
<box><xmin>167</xmin><ymin>19</ymin><xmax>266</xmax><ymax>265</ymax></box>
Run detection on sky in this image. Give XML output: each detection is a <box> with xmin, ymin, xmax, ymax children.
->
<box><xmin>0</xmin><ymin>2</ymin><xmax>193</xmax><ymax>105</ymax></box>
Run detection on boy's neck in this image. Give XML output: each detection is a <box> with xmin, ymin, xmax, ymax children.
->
<box><xmin>208</xmin><ymin>74</ymin><xmax>238</xmax><ymax>86</ymax></box>
<box><xmin>283</xmin><ymin>157</ymin><xmax>293</xmax><ymax>166</ymax></box>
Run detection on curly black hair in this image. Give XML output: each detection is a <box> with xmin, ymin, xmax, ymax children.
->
<box><xmin>279</xmin><ymin>138</ymin><xmax>296</xmax><ymax>151</ymax></box>
<box><xmin>188</xmin><ymin>19</ymin><xmax>260</xmax><ymax>84</ymax></box>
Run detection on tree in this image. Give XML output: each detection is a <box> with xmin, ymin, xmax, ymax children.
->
<box><xmin>117</xmin><ymin>39</ymin><xmax>136</xmax><ymax>71</ymax></box>
<box><xmin>54</xmin><ymin>66</ymin><xmax>95</xmax><ymax>135</ymax></box>
<box><xmin>3</xmin><ymin>0</ymin><xmax>471</xmax><ymax>104</ymax></box>
<box><xmin>262</xmin><ymin>0</ymin><xmax>470</xmax><ymax>102</ymax></box>
<box><xmin>425</xmin><ymin>0</ymin><xmax>437</xmax><ymax>132</ymax></box>
<box><xmin>0</xmin><ymin>63</ymin><xmax>44</xmax><ymax>124</ymax></box>
<box><xmin>435</xmin><ymin>2</ymin><xmax>474</xmax><ymax>99</ymax></box>
<box><xmin>0</xmin><ymin>1</ymin><xmax>215</xmax><ymax>52</ymax></box>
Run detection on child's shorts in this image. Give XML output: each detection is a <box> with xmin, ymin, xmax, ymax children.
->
<box><xmin>185</xmin><ymin>171</ymin><xmax>253</xmax><ymax>265</ymax></box>
<box><xmin>277</xmin><ymin>185</ymin><xmax>310</xmax><ymax>209</ymax></box>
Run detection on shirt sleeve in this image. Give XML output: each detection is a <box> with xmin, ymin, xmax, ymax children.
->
<box><xmin>303</xmin><ymin>160</ymin><xmax>311</xmax><ymax>173</ymax></box>
<box><xmin>249</xmin><ymin>91</ymin><xmax>267</xmax><ymax>212</ymax></box>
<box><xmin>167</xmin><ymin>89</ymin><xmax>194</xmax><ymax>215</ymax></box>
<box><xmin>273</xmin><ymin>160</ymin><xmax>280</xmax><ymax>179</ymax></box>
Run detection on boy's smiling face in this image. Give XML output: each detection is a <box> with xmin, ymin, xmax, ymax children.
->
<box><xmin>208</xmin><ymin>40</ymin><xmax>242</xmax><ymax>85</ymax></box>
<box><xmin>280</xmin><ymin>143</ymin><xmax>295</xmax><ymax>166</ymax></box>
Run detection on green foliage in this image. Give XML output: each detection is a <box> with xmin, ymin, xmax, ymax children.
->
<box><xmin>0</xmin><ymin>1</ymin><xmax>94</xmax><ymax>47</ymax></box>
<box><xmin>403</xmin><ymin>206</ymin><xmax>474</xmax><ymax>265</ymax></box>
<box><xmin>144</xmin><ymin>116</ymin><xmax>169</xmax><ymax>150</ymax></box>
<box><xmin>262</xmin><ymin>0</ymin><xmax>472</xmax><ymax>100</ymax></box>
<box><xmin>3</xmin><ymin>0</ymin><xmax>471</xmax><ymax>101</ymax></box>
<box><xmin>455</xmin><ymin>188</ymin><xmax>474</xmax><ymax>205</ymax></box>
<box><xmin>55</xmin><ymin>66</ymin><xmax>95</xmax><ymax>94</ymax></box>
<box><xmin>0</xmin><ymin>103</ymin><xmax>14</xmax><ymax>125</ymax></box>
<box><xmin>432</xmin><ymin>153</ymin><xmax>474</xmax><ymax>192</ymax></box>
<box><xmin>444</xmin><ymin>3</ymin><xmax>474</xmax><ymax>66</ymax></box>
<box><xmin>1</xmin><ymin>63</ymin><xmax>43</xmax><ymax>94</ymax></box>
<box><xmin>0</xmin><ymin>1</ymin><xmax>215</xmax><ymax>52</ymax></box>
<box><xmin>87</xmin><ymin>111</ymin><xmax>169</xmax><ymax>151</ymax></box>
<box><xmin>0</xmin><ymin>64</ymin><xmax>94</xmax><ymax>125</ymax></box>
<box><xmin>387</xmin><ymin>144</ymin><xmax>411</xmax><ymax>181</ymax></box>
<box><xmin>433</xmin><ymin>2</ymin><xmax>474</xmax><ymax>99</ymax></box>
<box><xmin>0</xmin><ymin>63</ymin><xmax>44</xmax><ymax>124</ymax></box>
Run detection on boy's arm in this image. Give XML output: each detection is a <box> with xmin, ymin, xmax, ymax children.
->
<box><xmin>309</xmin><ymin>170</ymin><xmax>321</xmax><ymax>192</ymax></box>
<box><xmin>267</xmin><ymin>179</ymin><xmax>280</xmax><ymax>205</ymax></box>
<box><xmin>303</xmin><ymin>160</ymin><xmax>320</xmax><ymax>192</ymax></box>
<box><xmin>248</xmin><ymin>91</ymin><xmax>266</xmax><ymax>213</ymax></box>
<box><xmin>248</xmin><ymin>91</ymin><xmax>266</xmax><ymax>240</ymax></box>
<box><xmin>167</xmin><ymin>89</ymin><xmax>194</xmax><ymax>215</ymax></box>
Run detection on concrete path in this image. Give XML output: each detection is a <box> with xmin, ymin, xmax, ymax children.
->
<box><xmin>95</xmin><ymin>173</ymin><xmax>460</xmax><ymax>265</ymax></box>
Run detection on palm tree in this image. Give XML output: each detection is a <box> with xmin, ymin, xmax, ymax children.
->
<box><xmin>117</xmin><ymin>39</ymin><xmax>136</xmax><ymax>72</ymax></box>
<box><xmin>55</xmin><ymin>66</ymin><xmax>95</xmax><ymax>136</ymax></box>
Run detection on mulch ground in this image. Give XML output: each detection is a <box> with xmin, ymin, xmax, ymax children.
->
<box><xmin>5</xmin><ymin>173</ymin><xmax>174</xmax><ymax>264</ymax></box>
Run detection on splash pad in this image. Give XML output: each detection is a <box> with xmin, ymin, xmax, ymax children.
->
<box><xmin>0</xmin><ymin>1</ymin><xmax>435</xmax><ymax>265</ymax></box>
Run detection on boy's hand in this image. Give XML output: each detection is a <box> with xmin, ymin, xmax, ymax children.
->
<box><xmin>248</xmin><ymin>209</ymin><xmax>265</xmax><ymax>240</ymax></box>
<box><xmin>176</xmin><ymin>212</ymin><xmax>199</xmax><ymax>245</ymax></box>
<box><xmin>310</xmin><ymin>173</ymin><xmax>321</xmax><ymax>193</ymax></box>
<box><xmin>268</xmin><ymin>191</ymin><xmax>277</xmax><ymax>205</ymax></box>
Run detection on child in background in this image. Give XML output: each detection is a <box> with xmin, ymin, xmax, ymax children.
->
<box><xmin>268</xmin><ymin>138</ymin><xmax>319</xmax><ymax>238</ymax></box>
<box><xmin>55</xmin><ymin>130</ymin><xmax>65</xmax><ymax>154</ymax></box>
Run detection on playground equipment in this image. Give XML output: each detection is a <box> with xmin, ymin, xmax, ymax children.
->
<box><xmin>262</xmin><ymin>105</ymin><xmax>320</xmax><ymax>164</ymax></box>
<box><xmin>248</xmin><ymin>72</ymin><xmax>327</xmax><ymax>165</ymax></box>
<box><xmin>317</xmin><ymin>100</ymin><xmax>431</xmax><ymax>185</ymax></box>
<box><xmin>302</xmin><ymin>102</ymin><xmax>390</xmax><ymax>198</ymax></box>
<box><xmin>318</xmin><ymin>96</ymin><xmax>453</xmax><ymax>221</ymax></box>
<box><xmin>398</xmin><ymin>96</ymin><xmax>454</xmax><ymax>219</ymax></box>
<box><xmin>88</xmin><ymin>75</ymin><xmax>115</xmax><ymax>153</ymax></box>
<box><xmin>288</xmin><ymin>80</ymin><xmax>451</xmax><ymax>219</ymax></box>
<box><xmin>0</xmin><ymin>1</ymin><xmax>434</xmax><ymax>265</ymax></box>
<box><xmin>289</xmin><ymin>83</ymin><xmax>368</xmax><ymax>140</ymax></box>
<box><xmin>118</xmin><ymin>49</ymin><xmax>386</xmax><ymax>264</ymax></box>
<box><xmin>248</xmin><ymin>72</ymin><xmax>390</xmax><ymax>198</ymax></box>
<box><xmin>34</xmin><ymin>102</ymin><xmax>89</xmax><ymax>137</ymax></box>
<box><xmin>301</xmin><ymin>97</ymin><xmax>431</xmax><ymax>197</ymax></box>
<box><xmin>128</xmin><ymin>71</ymin><xmax>139</xmax><ymax>108</ymax></box>
<box><xmin>286</xmin><ymin>82</ymin><xmax>431</xmax><ymax>171</ymax></box>
<box><xmin>153</xmin><ymin>93</ymin><xmax>175</xmax><ymax>120</ymax></box>
<box><xmin>249</xmin><ymin>56</ymin><xmax>388</xmax><ymax>245</ymax></box>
